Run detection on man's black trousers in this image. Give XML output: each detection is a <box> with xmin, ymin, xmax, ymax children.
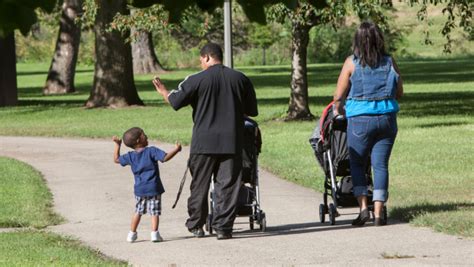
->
<box><xmin>185</xmin><ymin>153</ymin><xmax>242</xmax><ymax>234</ymax></box>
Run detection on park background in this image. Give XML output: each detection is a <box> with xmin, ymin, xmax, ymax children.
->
<box><xmin>0</xmin><ymin>0</ymin><xmax>472</xmax><ymax>265</ymax></box>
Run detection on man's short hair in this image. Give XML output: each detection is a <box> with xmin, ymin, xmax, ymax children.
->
<box><xmin>200</xmin><ymin>43</ymin><xmax>223</xmax><ymax>62</ymax></box>
<box><xmin>122</xmin><ymin>127</ymin><xmax>143</xmax><ymax>148</ymax></box>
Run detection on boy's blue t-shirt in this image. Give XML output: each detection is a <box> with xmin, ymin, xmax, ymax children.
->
<box><xmin>119</xmin><ymin>146</ymin><xmax>166</xmax><ymax>197</ymax></box>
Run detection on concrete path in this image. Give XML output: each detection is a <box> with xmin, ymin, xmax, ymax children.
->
<box><xmin>1</xmin><ymin>136</ymin><xmax>472</xmax><ymax>266</ymax></box>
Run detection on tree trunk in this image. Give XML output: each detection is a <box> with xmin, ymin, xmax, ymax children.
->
<box><xmin>130</xmin><ymin>10</ymin><xmax>165</xmax><ymax>74</ymax></box>
<box><xmin>131</xmin><ymin>30</ymin><xmax>166</xmax><ymax>74</ymax></box>
<box><xmin>286</xmin><ymin>22</ymin><xmax>314</xmax><ymax>120</ymax></box>
<box><xmin>43</xmin><ymin>0</ymin><xmax>82</xmax><ymax>95</ymax></box>
<box><xmin>0</xmin><ymin>33</ymin><xmax>18</xmax><ymax>107</ymax></box>
<box><xmin>86</xmin><ymin>0</ymin><xmax>143</xmax><ymax>108</ymax></box>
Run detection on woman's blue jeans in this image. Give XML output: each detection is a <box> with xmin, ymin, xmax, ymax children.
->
<box><xmin>347</xmin><ymin>113</ymin><xmax>398</xmax><ymax>202</ymax></box>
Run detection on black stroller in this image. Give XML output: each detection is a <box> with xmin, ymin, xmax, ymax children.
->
<box><xmin>309</xmin><ymin>101</ymin><xmax>386</xmax><ymax>225</ymax></box>
<box><xmin>205</xmin><ymin>118</ymin><xmax>267</xmax><ymax>233</ymax></box>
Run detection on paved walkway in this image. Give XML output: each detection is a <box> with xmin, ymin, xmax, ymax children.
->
<box><xmin>0</xmin><ymin>136</ymin><xmax>472</xmax><ymax>266</ymax></box>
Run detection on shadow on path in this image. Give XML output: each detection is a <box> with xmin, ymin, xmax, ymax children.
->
<box><xmin>230</xmin><ymin>218</ymin><xmax>407</xmax><ymax>240</ymax></box>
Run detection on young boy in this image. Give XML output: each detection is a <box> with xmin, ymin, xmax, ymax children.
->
<box><xmin>113</xmin><ymin>127</ymin><xmax>181</xmax><ymax>243</ymax></box>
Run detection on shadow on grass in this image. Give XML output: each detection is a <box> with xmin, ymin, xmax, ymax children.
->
<box><xmin>258</xmin><ymin>91</ymin><xmax>473</xmax><ymax>117</ymax></box>
<box><xmin>258</xmin><ymin>95</ymin><xmax>333</xmax><ymax>108</ymax></box>
<box><xmin>19</xmin><ymin>85</ymin><xmax>91</xmax><ymax>98</ymax></box>
<box><xmin>417</xmin><ymin>121</ymin><xmax>470</xmax><ymax>128</ymax></box>
<box><xmin>0</xmin><ymin>220</ymin><xmax>26</xmax><ymax>228</ymax></box>
<box><xmin>390</xmin><ymin>202</ymin><xmax>474</xmax><ymax>222</ymax></box>
<box><xmin>17</xmin><ymin>69</ymin><xmax>93</xmax><ymax>76</ymax></box>
<box><xmin>244</xmin><ymin>58</ymin><xmax>474</xmax><ymax>87</ymax></box>
<box><xmin>399</xmin><ymin>91</ymin><xmax>474</xmax><ymax>117</ymax></box>
<box><xmin>18</xmin><ymin>99</ymin><xmax>86</xmax><ymax>106</ymax></box>
<box><xmin>247</xmin><ymin>65</ymin><xmax>340</xmax><ymax>88</ymax></box>
<box><xmin>16</xmin><ymin>57</ymin><xmax>473</xmax><ymax>109</ymax></box>
<box><xmin>132</xmin><ymin>65</ymin><xmax>341</xmax><ymax>90</ymax></box>
<box><xmin>15</xmin><ymin>88</ymin><xmax>473</xmax><ymax>120</ymax></box>
<box><xmin>15</xmin><ymin>97</ymin><xmax>168</xmax><ymax>109</ymax></box>
<box><xmin>135</xmin><ymin>78</ymin><xmax>186</xmax><ymax>90</ymax></box>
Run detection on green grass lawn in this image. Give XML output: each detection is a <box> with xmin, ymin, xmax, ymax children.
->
<box><xmin>0</xmin><ymin>157</ymin><xmax>127</xmax><ymax>266</ymax></box>
<box><xmin>0</xmin><ymin>230</ymin><xmax>126</xmax><ymax>266</ymax></box>
<box><xmin>1</xmin><ymin>58</ymin><xmax>473</xmax><ymax>238</ymax></box>
<box><xmin>0</xmin><ymin>157</ymin><xmax>62</xmax><ymax>228</ymax></box>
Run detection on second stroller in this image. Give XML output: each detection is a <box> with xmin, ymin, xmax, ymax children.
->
<box><xmin>309</xmin><ymin>101</ymin><xmax>386</xmax><ymax>225</ymax></box>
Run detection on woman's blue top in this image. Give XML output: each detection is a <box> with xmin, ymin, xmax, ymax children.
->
<box><xmin>346</xmin><ymin>99</ymin><xmax>399</xmax><ymax>118</ymax></box>
<box><xmin>345</xmin><ymin>55</ymin><xmax>400</xmax><ymax>118</ymax></box>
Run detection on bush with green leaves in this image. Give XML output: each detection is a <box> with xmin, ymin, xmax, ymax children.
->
<box><xmin>308</xmin><ymin>24</ymin><xmax>355</xmax><ymax>63</ymax></box>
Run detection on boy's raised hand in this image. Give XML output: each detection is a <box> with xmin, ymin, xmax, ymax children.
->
<box><xmin>112</xmin><ymin>136</ymin><xmax>122</xmax><ymax>145</ymax></box>
<box><xmin>163</xmin><ymin>141</ymin><xmax>182</xmax><ymax>162</ymax></box>
<box><xmin>175</xmin><ymin>141</ymin><xmax>182</xmax><ymax>152</ymax></box>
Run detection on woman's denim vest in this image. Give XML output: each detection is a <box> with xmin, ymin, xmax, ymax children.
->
<box><xmin>348</xmin><ymin>56</ymin><xmax>399</xmax><ymax>101</ymax></box>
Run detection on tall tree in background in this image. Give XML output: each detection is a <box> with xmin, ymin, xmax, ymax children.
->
<box><xmin>130</xmin><ymin>8</ymin><xmax>165</xmax><ymax>74</ymax></box>
<box><xmin>43</xmin><ymin>0</ymin><xmax>83</xmax><ymax>94</ymax></box>
<box><xmin>106</xmin><ymin>0</ymin><xmax>471</xmax><ymax>113</ymax></box>
<box><xmin>271</xmin><ymin>0</ymin><xmax>471</xmax><ymax>120</ymax></box>
<box><xmin>249</xmin><ymin>23</ymin><xmax>277</xmax><ymax>65</ymax></box>
<box><xmin>0</xmin><ymin>0</ymin><xmax>56</xmax><ymax>107</ymax></box>
<box><xmin>286</xmin><ymin>3</ymin><xmax>318</xmax><ymax>120</ymax></box>
<box><xmin>86</xmin><ymin>0</ymin><xmax>143</xmax><ymax>107</ymax></box>
<box><xmin>113</xmin><ymin>7</ymin><xmax>166</xmax><ymax>74</ymax></box>
<box><xmin>131</xmin><ymin>29</ymin><xmax>165</xmax><ymax>74</ymax></box>
<box><xmin>2</xmin><ymin>0</ymin><xmax>470</xmax><ymax>109</ymax></box>
<box><xmin>171</xmin><ymin>5</ymin><xmax>250</xmax><ymax>53</ymax></box>
<box><xmin>112</xmin><ymin>4</ymin><xmax>250</xmax><ymax>71</ymax></box>
<box><xmin>269</xmin><ymin>1</ymin><xmax>339</xmax><ymax>120</ymax></box>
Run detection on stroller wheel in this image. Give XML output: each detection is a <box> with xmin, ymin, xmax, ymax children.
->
<box><xmin>328</xmin><ymin>203</ymin><xmax>336</xmax><ymax>225</ymax></box>
<box><xmin>319</xmin><ymin>204</ymin><xmax>326</xmax><ymax>223</ymax></box>
<box><xmin>260</xmin><ymin>217</ymin><xmax>266</xmax><ymax>232</ymax></box>
<box><xmin>259</xmin><ymin>212</ymin><xmax>266</xmax><ymax>232</ymax></box>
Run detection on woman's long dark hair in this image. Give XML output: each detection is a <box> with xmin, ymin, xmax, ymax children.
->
<box><xmin>353</xmin><ymin>22</ymin><xmax>387</xmax><ymax>68</ymax></box>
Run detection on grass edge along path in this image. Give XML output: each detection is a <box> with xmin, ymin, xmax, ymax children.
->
<box><xmin>0</xmin><ymin>157</ymin><xmax>61</xmax><ymax>228</ymax></box>
<box><xmin>0</xmin><ymin>230</ymin><xmax>127</xmax><ymax>266</ymax></box>
<box><xmin>0</xmin><ymin>157</ymin><xmax>127</xmax><ymax>266</ymax></box>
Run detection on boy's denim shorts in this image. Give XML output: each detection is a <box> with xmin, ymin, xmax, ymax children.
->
<box><xmin>135</xmin><ymin>195</ymin><xmax>161</xmax><ymax>216</ymax></box>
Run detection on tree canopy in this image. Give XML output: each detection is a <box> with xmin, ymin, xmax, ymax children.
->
<box><xmin>130</xmin><ymin>0</ymin><xmax>296</xmax><ymax>23</ymax></box>
<box><xmin>0</xmin><ymin>0</ymin><xmax>56</xmax><ymax>37</ymax></box>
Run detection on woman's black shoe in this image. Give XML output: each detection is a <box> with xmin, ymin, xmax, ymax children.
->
<box><xmin>352</xmin><ymin>209</ymin><xmax>370</xmax><ymax>226</ymax></box>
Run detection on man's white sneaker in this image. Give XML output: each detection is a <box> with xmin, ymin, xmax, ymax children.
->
<box><xmin>151</xmin><ymin>231</ymin><xmax>163</xmax><ymax>242</ymax></box>
<box><xmin>127</xmin><ymin>231</ymin><xmax>137</xmax><ymax>243</ymax></box>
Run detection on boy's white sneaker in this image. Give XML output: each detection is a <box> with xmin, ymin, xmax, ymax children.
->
<box><xmin>127</xmin><ymin>231</ymin><xmax>137</xmax><ymax>243</ymax></box>
<box><xmin>151</xmin><ymin>231</ymin><xmax>163</xmax><ymax>242</ymax></box>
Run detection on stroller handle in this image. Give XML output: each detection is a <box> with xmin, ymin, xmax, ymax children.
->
<box><xmin>333</xmin><ymin>114</ymin><xmax>345</xmax><ymax>121</ymax></box>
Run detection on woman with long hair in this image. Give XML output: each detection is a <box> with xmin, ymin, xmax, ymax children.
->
<box><xmin>333</xmin><ymin>22</ymin><xmax>403</xmax><ymax>226</ymax></box>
